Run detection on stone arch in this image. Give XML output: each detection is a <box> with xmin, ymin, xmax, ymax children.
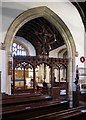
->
<box><xmin>4</xmin><ymin>6</ymin><xmax>76</xmax><ymax>105</ymax></box>
<box><xmin>4</xmin><ymin>6</ymin><xmax>76</xmax><ymax>58</ymax></box>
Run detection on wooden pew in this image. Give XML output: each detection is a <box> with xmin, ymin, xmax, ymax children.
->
<box><xmin>2</xmin><ymin>94</ymin><xmax>52</xmax><ymax>107</ymax></box>
<box><xmin>28</xmin><ymin>105</ymin><xmax>86</xmax><ymax>120</ymax></box>
<box><xmin>1</xmin><ymin>99</ymin><xmax>69</xmax><ymax>120</ymax></box>
<box><xmin>1</xmin><ymin>92</ymin><xmax>41</xmax><ymax>100</ymax></box>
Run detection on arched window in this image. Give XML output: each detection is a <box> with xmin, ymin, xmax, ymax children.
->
<box><xmin>12</xmin><ymin>42</ymin><xmax>27</xmax><ymax>56</ymax></box>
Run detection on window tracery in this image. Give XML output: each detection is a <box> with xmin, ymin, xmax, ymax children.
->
<box><xmin>12</xmin><ymin>42</ymin><xmax>27</xmax><ymax>56</ymax></box>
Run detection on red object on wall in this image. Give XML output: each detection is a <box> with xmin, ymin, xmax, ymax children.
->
<box><xmin>80</xmin><ymin>56</ymin><xmax>85</xmax><ymax>63</ymax></box>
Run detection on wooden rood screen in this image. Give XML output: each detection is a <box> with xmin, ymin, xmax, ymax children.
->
<box><xmin>13</xmin><ymin>56</ymin><xmax>69</xmax><ymax>97</ymax></box>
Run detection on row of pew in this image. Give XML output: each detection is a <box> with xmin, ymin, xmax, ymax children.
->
<box><xmin>2</xmin><ymin>93</ymin><xmax>52</xmax><ymax>107</ymax></box>
<box><xmin>0</xmin><ymin>92</ymin><xmax>69</xmax><ymax>120</ymax></box>
<box><xmin>28</xmin><ymin>105</ymin><xmax>86</xmax><ymax>120</ymax></box>
<box><xmin>1</xmin><ymin>92</ymin><xmax>86</xmax><ymax>120</ymax></box>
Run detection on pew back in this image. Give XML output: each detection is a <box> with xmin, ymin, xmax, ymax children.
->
<box><xmin>28</xmin><ymin>106</ymin><xmax>86</xmax><ymax>120</ymax></box>
<box><xmin>2</xmin><ymin>94</ymin><xmax>52</xmax><ymax>107</ymax></box>
<box><xmin>1</xmin><ymin>99</ymin><xmax>69</xmax><ymax>120</ymax></box>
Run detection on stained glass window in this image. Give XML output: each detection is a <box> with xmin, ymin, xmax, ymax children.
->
<box><xmin>12</xmin><ymin>42</ymin><xmax>27</xmax><ymax>56</ymax></box>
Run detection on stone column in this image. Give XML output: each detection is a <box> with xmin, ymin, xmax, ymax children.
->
<box><xmin>7</xmin><ymin>54</ymin><xmax>13</xmax><ymax>94</ymax></box>
<box><xmin>68</xmin><ymin>58</ymin><xmax>76</xmax><ymax>108</ymax></box>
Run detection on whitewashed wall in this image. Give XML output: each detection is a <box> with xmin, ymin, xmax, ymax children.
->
<box><xmin>49</xmin><ymin>45</ymin><xmax>66</xmax><ymax>58</ymax></box>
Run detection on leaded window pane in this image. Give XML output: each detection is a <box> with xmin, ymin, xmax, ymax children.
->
<box><xmin>12</xmin><ymin>42</ymin><xmax>27</xmax><ymax>56</ymax></box>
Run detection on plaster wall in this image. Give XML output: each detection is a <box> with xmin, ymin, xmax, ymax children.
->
<box><xmin>49</xmin><ymin>45</ymin><xmax>66</xmax><ymax>58</ymax></box>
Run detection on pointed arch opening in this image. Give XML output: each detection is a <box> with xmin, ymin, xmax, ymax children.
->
<box><xmin>4</xmin><ymin>6</ymin><xmax>76</xmax><ymax>105</ymax></box>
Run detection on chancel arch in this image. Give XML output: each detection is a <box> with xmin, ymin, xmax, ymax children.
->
<box><xmin>4</xmin><ymin>6</ymin><xmax>76</xmax><ymax>106</ymax></box>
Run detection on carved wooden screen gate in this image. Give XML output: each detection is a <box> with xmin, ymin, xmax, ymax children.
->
<box><xmin>13</xmin><ymin>56</ymin><xmax>68</xmax><ymax>97</ymax></box>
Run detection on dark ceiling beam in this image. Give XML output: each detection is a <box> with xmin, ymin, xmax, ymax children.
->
<box><xmin>26</xmin><ymin>22</ymin><xmax>45</xmax><ymax>42</ymax></box>
<box><xmin>21</xmin><ymin>24</ymin><xmax>37</xmax><ymax>33</ymax></box>
<box><xmin>16</xmin><ymin>17</ymin><xmax>65</xmax><ymax>53</ymax></box>
<box><xmin>16</xmin><ymin>32</ymin><xmax>37</xmax><ymax>48</ymax></box>
<box><xmin>34</xmin><ymin>17</ymin><xmax>55</xmax><ymax>35</ymax></box>
<box><xmin>33</xmin><ymin>19</ymin><xmax>43</xmax><ymax>30</ymax></box>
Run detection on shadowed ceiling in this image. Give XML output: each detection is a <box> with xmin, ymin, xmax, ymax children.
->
<box><xmin>16</xmin><ymin>17</ymin><xmax>65</xmax><ymax>56</ymax></box>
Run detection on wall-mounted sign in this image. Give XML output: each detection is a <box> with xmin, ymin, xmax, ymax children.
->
<box><xmin>80</xmin><ymin>56</ymin><xmax>85</xmax><ymax>63</ymax></box>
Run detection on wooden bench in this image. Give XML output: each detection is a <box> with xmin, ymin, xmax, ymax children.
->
<box><xmin>1</xmin><ymin>99</ymin><xmax>69</xmax><ymax>120</ymax></box>
<box><xmin>14</xmin><ymin>88</ymin><xmax>35</xmax><ymax>94</ymax></box>
<box><xmin>28</xmin><ymin>105</ymin><xmax>86</xmax><ymax>120</ymax></box>
<box><xmin>2</xmin><ymin>94</ymin><xmax>52</xmax><ymax>107</ymax></box>
<box><xmin>1</xmin><ymin>93</ymin><xmax>41</xmax><ymax>100</ymax></box>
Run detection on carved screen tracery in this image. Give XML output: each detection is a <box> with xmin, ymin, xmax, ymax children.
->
<box><xmin>54</xmin><ymin>64</ymin><xmax>67</xmax><ymax>82</ymax></box>
<box><xmin>35</xmin><ymin>63</ymin><xmax>51</xmax><ymax>88</ymax></box>
<box><xmin>13</xmin><ymin>56</ymin><xmax>68</xmax><ymax>95</ymax></box>
<box><xmin>13</xmin><ymin>61</ymin><xmax>34</xmax><ymax>91</ymax></box>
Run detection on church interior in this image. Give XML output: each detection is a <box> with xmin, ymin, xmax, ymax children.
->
<box><xmin>0</xmin><ymin>1</ymin><xmax>86</xmax><ymax>119</ymax></box>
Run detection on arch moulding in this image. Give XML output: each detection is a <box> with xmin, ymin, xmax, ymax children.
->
<box><xmin>4</xmin><ymin>6</ymin><xmax>76</xmax><ymax>105</ymax></box>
